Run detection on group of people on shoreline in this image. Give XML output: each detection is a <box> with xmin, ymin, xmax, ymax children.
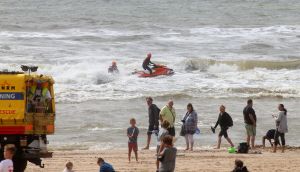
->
<box><xmin>124</xmin><ymin>97</ymin><xmax>288</xmax><ymax>172</ymax></box>
<box><xmin>61</xmin><ymin>98</ymin><xmax>288</xmax><ymax>172</ymax></box>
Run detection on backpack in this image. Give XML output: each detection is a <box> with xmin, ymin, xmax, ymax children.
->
<box><xmin>227</xmin><ymin>113</ymin><xmax>233</xmax><ymax>127</ymax></box>
<box><xmin>237</xmin><ymin>142</ymin><xmax>249</xmax><ymax>154</ymax></box>
<box><xmin>224</xmin><ymin>112</ymin><xmax>233</xmax><ymax>127</ymax></box>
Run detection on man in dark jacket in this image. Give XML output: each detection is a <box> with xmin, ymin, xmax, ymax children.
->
<box><xmin>143</xmin><ymin>97</ymin><xmax>160</xmax><ymax>150</ymax></box>
<box><xmin>213</xmin><ymin>105</ymin><xmax>234</xmax><ymax>149</ymax></box>
<box><xmin>142</xmin><ymin>53</ymin><xmax>155</xmax><ymax>74</ymax></box>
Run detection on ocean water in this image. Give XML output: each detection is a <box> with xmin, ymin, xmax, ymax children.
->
<box><xmin>0</xmin><ymin>0</ymin><xmax>300</xmax><ymax>150</ymax></box>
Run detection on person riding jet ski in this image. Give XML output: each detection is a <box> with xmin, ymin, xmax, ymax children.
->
<box><xmin>108</xmin><ymin>61</ymin><xmax>119</xmax><ymax>74</ymax></box>
<box><xmin>142</xmin><ymin>53</ymin><xmax>156</xmax><ymax>74</ymax></box>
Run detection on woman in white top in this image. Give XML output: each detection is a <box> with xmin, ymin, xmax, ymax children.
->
<box><xmin>272</xmin><ymin>104</ymin><xmax>288</xmax><ymax>153</ymax></box>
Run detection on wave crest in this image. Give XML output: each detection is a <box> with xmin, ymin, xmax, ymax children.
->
<box><xmin>184</xmin><ymin>59</ymin><xmax>300</xmax><ymax>71</ymax></box>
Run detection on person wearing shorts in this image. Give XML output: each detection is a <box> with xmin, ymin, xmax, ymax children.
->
<box><xmin>213</xmin><ymin>105</ymin><xmax>234</xmax><ymax>149</ymax></box>
<box><xmin>243</xmin><ymin>99</ymin><xmax>257</xmax><ymax>149</ymax></box>
<box><xmin>143</xmin><ymin>97</ymin><xmax>160</xmax><ymax>150</ymax></box>
<box><xmin>127</xmin><ymin>118</ymin><xmax>139</xmax><ymax>162</ymax></box>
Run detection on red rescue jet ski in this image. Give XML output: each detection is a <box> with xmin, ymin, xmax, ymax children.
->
<box><xmin>133</xmin><ymin>64</ymin><xmax>174</xmax><ymax>77</ymax></box>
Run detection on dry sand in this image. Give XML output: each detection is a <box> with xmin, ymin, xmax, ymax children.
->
<box><xmin>26</xmin><ymin>147</ymin><xmax>300</xmax><ymax>172</ymax></box>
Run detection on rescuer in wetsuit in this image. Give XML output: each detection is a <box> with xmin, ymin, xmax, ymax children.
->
<box><xmin>142</xmin><ymin>53</ymin><xmax>156</xmax><ymax>74</ymax></box>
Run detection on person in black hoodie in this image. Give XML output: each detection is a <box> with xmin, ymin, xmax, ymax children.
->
<box><xmin>232</xmin><ymin>159</ymin><xmax>249</xmax><ymax>172</ymax></box>
<box><xmin>143</xmin><ymin>97</ymin><xmax>160</xmax><ymax>150</ymax></box>
<box><xmin>212</xmin><ymin>105</ymin><xmax>234</xmax><ymax>149</ymax></box>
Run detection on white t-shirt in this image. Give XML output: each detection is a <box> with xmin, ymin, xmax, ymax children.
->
<box><xmin>157</xmin><ymin>128</ymin><xmax>169</xmax><ymax>146</ymax></box>
<box><xmin>0</xmin><ymin>159</ymin><xmax>13</xmax><ymax>172</ymax></box>
<box><xmin>63</xmin><ymin>168</ymin><xmax>74</xmax><ymax>172</ymax></box>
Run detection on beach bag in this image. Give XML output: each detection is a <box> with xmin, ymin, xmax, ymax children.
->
<box><xmin>237</xmin><ymin>142</ymin><xmax>249</xmax><ymax>154</ymax></box>
<box><xmin>180</xmin><ymin>125</ymin><xmax>186</xmax><ymax>136</ymax></box>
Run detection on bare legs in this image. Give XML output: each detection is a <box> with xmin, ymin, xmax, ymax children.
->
<box><xmin>226</xmin><ymin>137</ymin><xmax>234</xmax><ymax>147</ymax></box>
<box><xmin>185</xmin><ymin>134</ymin><xmax>194</xmax><ymax>151</ymax></box>
<box><xmin>251</xmin><ymin>136</ymin><xmax>255</xmax><ymax>149</ymax></box>
<box><xmin>128</xmin><ymin>145</ymin><xmax>138</xmax><ymax>162</ymax></box>
<box><xmin>246</xmin><ymin>135</ymin><xmax>250</xmax><ymax>147</ymax></box>
<box><xmin>217</xmin><ymin>136</ymin><xmax>234</xmax><ymax>149</ymax></box>
<box><xmin>143</xmin><ymin>134</ymin><xmax>151</xmax><ymax>150</ymax></box>
<box><xmin>217</xmin><ymin>136</ymin><xmax>222</xmax><ymax>149</ymax></box>
<box><xmin>128</xmin><ymin>146</ymin><xmax>132</xmax><ymax>162</ymax></box>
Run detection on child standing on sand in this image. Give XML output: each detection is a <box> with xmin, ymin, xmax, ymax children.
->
<box><xmin>158</xmin><ymin>135</ymin><xmax>177</xmax><ymax>172</ymax></box>
<box><xmin>156</xmin><ymin>120</ymin><xmax>170</xmax><ymax>171</ymax></box>
<box><xmin>127</xmin><ymin>118</ymin><xmax>139</xmax><ymax>162</ymax></box>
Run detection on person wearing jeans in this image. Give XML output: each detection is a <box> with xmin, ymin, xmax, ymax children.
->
<box><xmin>272</xmin><ymin>104</ymin><xmax>288</xmax><ymax>153</ymax></box>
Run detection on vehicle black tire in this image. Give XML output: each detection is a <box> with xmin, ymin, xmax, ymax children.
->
<box><xmin>13</xmin><ymin>158</ymin><xmax>27</xmax><ymax>172</ymax></box>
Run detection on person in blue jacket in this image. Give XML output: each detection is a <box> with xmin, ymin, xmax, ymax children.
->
<box><xmin>97</xmin><ymin>158</ymin><xmax>115</xmax><ymax>172</ymax></box>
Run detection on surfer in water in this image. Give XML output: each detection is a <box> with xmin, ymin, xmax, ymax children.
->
<box><xmin>108</xmin><ymin>61</ymin><xmax>119</xmax><ymax>74</ymax></box>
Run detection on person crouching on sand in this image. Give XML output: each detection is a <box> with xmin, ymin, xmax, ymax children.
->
<box><xmin>262</xmin><ymin>129</ymin><xmax>279</xmax><ymax>148</ymax></box>
<box><xmin>157</xmin><ymin>135</ymin><xmax>177</xmax><ymax>172</ymax></box>
<box><xmin>213</xmin><ymin>105</ymin><xmax>234</xmax><ymax>149</ymax></box>
<box><xmin>127</xmin><ymin>118</ymin><xmax>139</xmax><ymax>162</ymax></box>
<box><xmin>63</xmin><ymin>161</ymin><xmax>74</xmax><ymax>172</ymax></box>
<box><xmin>97</xmin><ymin>158</ymin><xmax>115</xmax><ymax>172</ymax></box>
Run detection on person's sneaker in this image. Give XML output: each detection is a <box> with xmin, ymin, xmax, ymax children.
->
<box><xmin>142</xmin><ymin>147</ymin><xmax>149</xmax><ymax>150</ymax></box>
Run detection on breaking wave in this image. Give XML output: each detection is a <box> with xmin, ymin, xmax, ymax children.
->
<box><xmin>184</xmin><ymin>59</ymin><xmax>300</xmax><ymax>71</ymax></box>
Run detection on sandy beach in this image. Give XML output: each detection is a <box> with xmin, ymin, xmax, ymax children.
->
<box><xmin>26</xmin><ymin>147</ymin><xmax>300</xmax><ymax>172</ymax></box>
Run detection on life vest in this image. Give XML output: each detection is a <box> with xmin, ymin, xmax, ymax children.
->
<box><xmin>29</xmin><ymin>86</ymin><xmax>49</xmax><ymax>99</ymax></box>
<box><xmin>28</xmin><ymin>85</ymin><xmax>37</xmax><ymax>99</ymax></box>
<box><xmin>42</xmin><ymin>88</ymin><xmax>49</xmax><ymax>97</ymax></box>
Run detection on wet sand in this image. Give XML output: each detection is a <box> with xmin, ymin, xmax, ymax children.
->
<box><xmin>26</xmin><ymin>147</ymin><xmax>300</xmax><ymax>172</ymax></box>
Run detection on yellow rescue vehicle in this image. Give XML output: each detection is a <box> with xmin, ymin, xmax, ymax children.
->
<box><xmin>0</xmin><ymin>66</ymin><xmax>55</xmax><ymax>171</ymax></box>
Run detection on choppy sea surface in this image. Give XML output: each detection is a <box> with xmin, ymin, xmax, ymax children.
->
<box><xmin>0</xmin><ymin>0</ymin><xmax>300</xmax><ymax>149</ymax></box>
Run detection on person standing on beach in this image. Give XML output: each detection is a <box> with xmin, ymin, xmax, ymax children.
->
<box><xmin>156</xmin><ymin>120</ymin><xmax>170</xmax><ymax>171</ymax></box>
<box><xmin>181</xmin><ymin>103</ymin><xmax>198</xmax><ymax>151</ymax></box>
<box><xmin>127</xmin><ymin>118</ymin><xmax>139</xmax><ymax>162</ymax></box>
<box><xmin>243</xmin><ymin>99</ymin><xmax>257</xmax><ymax>149</ymax></box>
<box><xmin>143</xmin><ymin>97</ymin><xmax>160</xmax><ymax>150</ymax></box>
<box><xmin>97</xmin><ymin>158</ymin><xmax>115</xmax><ymax>172</ymax></box>
<box><xmin>160</xmin><ymin>100</ymin><xmax>176</xmax><ymax>137</ymax></box>
<box><xmin>157</xmin><ymin>135</ymin><xmax>177</xmax><ymax>172</ymax></box>
<box><xmin>213</xmin><ymin>105</ymin><xmax>234</xmax><ymax>149</ymax></box>
<box><xmin>272</xmin><ymin>104</ymin><xmax>288</xmax><ymax>153</ymax></box>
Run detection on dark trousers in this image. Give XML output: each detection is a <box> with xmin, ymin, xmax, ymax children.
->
<box><xmin>167</xmin><ymin>127</ymin><xmax>175</xmax><ymax>137</ymax></box>
<box><xmin>274</xmin><ymin>130</ymin><xmax>285</xmax><ymax>146</ymax></box>
<box><xmin>143</xmin><ymin>65</ymin><xmax>152</xmax><ymax>74</ymax></box>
